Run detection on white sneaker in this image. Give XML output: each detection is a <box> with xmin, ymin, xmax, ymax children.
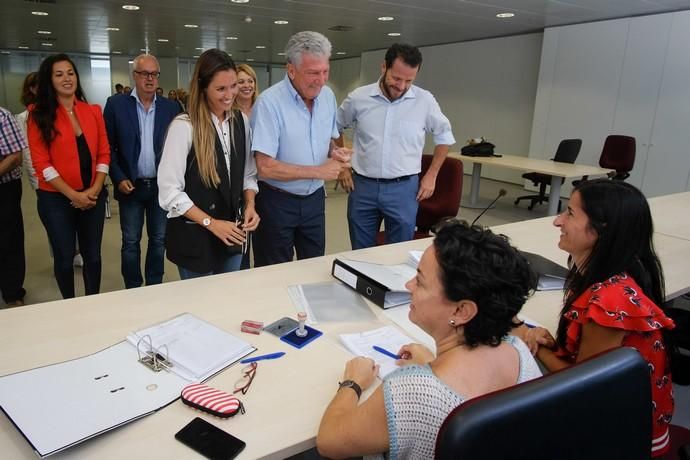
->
<box><xmin>73</xmin><ymin>254</ymin><xmax>84</xmax><ymax>267</ymax></box>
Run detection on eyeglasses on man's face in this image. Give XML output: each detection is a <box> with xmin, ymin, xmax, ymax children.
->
<box><xmin>134</xmin><ymin>70</ymin><xmax>161</xmax><ymax>80</ymax></box>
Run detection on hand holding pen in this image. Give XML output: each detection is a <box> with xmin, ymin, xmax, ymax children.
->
<box><xmin>395</xmin><ymin>343</ymin><xmax>435</xmax><ymax>366</ymax></box>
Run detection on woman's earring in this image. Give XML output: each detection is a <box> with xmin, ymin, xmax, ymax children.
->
<box><xmin>448</xmin><ymin>319</ymin><xmax>456</xmax><ymax>326</ymax></box>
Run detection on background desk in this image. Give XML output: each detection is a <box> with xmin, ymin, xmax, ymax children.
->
<box><xmin>451</xmin><ymin>153</ymin><xmax>613</xmax><ymax>215</ymax></box>
<box><xmin>1</xmin><ymin>194</ymin><xmax>688</xmax><ymax>459</ymax></box>
<box><xmin>649</xmin><ymin>191</ymin><xmax>690</xmax><ymax>240</ymax></box>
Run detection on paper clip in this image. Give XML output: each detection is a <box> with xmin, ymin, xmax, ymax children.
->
<box><xmin>136</xmin><ymin>334</ymin><xmax>172</xmax><ymax>372</ymax></box>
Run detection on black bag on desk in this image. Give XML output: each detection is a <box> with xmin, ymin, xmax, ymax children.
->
<box><xmin>461</xmin><ymin>141</ymin><xmax>496</xmax><ymax>157</ymax></box>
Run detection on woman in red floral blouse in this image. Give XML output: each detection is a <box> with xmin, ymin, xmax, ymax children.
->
<box><xmin>515</xmin><ymin>179</ymin><xmax>675</xmax><ymax>457</ymax></box>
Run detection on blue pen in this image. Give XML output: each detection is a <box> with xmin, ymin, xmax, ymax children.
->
<box><xmin>240</xmin><ymin>352</ymin><xmax>286</xmax><ymax>364</ymax></box>
<box><xmin>373</xmin><ymin>346</ymin><xmax>401</xmax><ymax>360</ymax></box>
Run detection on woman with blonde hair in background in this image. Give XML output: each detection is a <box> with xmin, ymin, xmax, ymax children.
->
<box><xmin>233</xmin><ymin>63</ymin><xmax>259</xmax><ymax>117</ymax></box>
<box><xmin>158</xmin><ymin>49</ymin><xmax>260</xmax><ymax>279</ymax></box>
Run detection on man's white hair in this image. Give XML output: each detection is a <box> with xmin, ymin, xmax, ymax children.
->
<box><xmin>285</xmin><ymin>31</ymin><xmax>331</xmax><ymax>67</ymax></box>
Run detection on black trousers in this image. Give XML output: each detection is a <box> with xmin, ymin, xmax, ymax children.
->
<box><xmin>0</xmin><ymin>179</ymin><xmax>25</xmax><ymax>303</ymax></box>
<box><xmin>253</xmin><ymin>183</ymin><xmax>325</xmax><ymax>267</ymax></box>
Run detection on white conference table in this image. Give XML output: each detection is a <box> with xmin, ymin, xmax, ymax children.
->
<box><xmin>1</xmin><ymin>196</ymin><xmax>688</xmax><ymax>459</ymax></box>
<box><xmin>451</xmin><ymin>152</ymin><xmax>613</xmax><ymax>215</ymax></box>
<box><xmin>649</xmin><ymin>191</ymin><xmax>690</xmax><ymax>241</ymax></box>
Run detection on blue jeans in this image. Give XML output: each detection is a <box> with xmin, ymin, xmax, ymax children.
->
<box><xmin>37</xmin><ymin>189</ymin><xmax>106</xmax><ymax>298</ymax></box>
<box><xmin>348</xmin><ymin>173</ymin><xmax>419</xmax><ymax>249</ymax></box>
<box><xmin>177</xmin><ymin>253</ymin><xmax>242</xmax><ymax>280</ymax></box>
<box><xmin>118</xmin><ymin>179</ymin><xmax>167</xmax><ymax>288</ymax></box>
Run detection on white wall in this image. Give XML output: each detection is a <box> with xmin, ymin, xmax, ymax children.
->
<box><xmin>530</xmin><ymin>11</ymin><xmax>690</xmax><ymax>197</ymax></box>
<box><xmin>360</xmin><ymin>34</ymin><xmax>543</xmax><ymax>184</ymax></box>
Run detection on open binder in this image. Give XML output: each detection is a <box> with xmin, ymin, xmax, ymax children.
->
<box><xmin>332</xmin><ymin>257</ymin><xmax>416</xmax><ymax>309</ymax></box>
<box><xmin>0</xmin><ymin>313</ymin><xmax>255</xmax><ymax>458</ymax></box>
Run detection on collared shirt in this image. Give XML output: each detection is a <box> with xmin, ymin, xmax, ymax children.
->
<box><xmin>131</xmin><ymin>88</ymin><xmax>157</xmax><ymax>178</ymax></box>
<box><xmin>337</xmin><ymin>82</ymin><xmax>455</xmax><ymax>179</ymax></box>
<box><xmin>0</xmin><ymin>107</ymin><xmax>27</xmax><ymax>184</ymax></box>
<box><xmin>158</xmin><ymin>112</ymin><xmax>258</xmax><ymax>218</ymax></box>
<box><xmin>250</xmin><ymin>74</ymin><xmax>339</xmax><ymax>195</ymax></box>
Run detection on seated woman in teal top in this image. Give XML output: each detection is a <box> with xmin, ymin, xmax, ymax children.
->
<box><xmin>317</xmin><ymin>221</ymin><xmax>542</xmax><ymax>459</ymax></box>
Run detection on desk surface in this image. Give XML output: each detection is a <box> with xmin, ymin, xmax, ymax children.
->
<box><xmin>649</xmin><ymin>191</ymin><xmax>690</xmax><ymax>240</ymax></box>
<box><xmin>1</xmin><ymin>194</ymin><xmax>688</xmax><ymax>459</ymax></box>
<box><xmin>450</xmin><ymin>152</ymin><xmax>613</xmax><ymax>178</ymax></box>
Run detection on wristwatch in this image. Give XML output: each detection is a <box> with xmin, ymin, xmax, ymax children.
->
<box><xmin>202</xmin><ymin>217</ymin><xmax>212</xmax><ymax>228</ymax></box>
<box><xmin>338</xmin><ymin>380</ymin><xmax>362</xmax><ymax>400</ymax></box>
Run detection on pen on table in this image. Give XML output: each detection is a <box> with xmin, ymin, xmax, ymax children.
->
<box><xmin>240</xmin><ymin>352</ymin><xmax>286</xmax><ymax>364</ymax></box>
<box><xmin>372</xmin><ymin>346</ymin><xmax>401</xmax><ymax>360</ymax></box>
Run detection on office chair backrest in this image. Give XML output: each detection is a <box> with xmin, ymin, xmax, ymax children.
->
<box><xmin>435</xmin><ymin>347</ymin><xmax>652</xmax><ymax>460</ymax></box>
<box><xmin>553</xmin><ymin>138</ymin><xmax>582</xmax><ymax>164</ymax></box>
<box><xmin>415</xmin><ymin>155</ymin><xmax>463</xmax><ymax>234</ymax></box>
<box><xmin>600</xmin><ymin>135</ymin><xmax>636</xmax><ymax>179</ymax></box>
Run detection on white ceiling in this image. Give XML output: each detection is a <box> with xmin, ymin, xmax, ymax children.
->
<box><xmin>2</xmin><ymin>0</ymin><xmax>690</xmax><ymax>62</ymax></box>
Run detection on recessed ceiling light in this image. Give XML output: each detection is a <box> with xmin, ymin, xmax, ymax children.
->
<box><xmin>231</xmin><ymin>0</ymin><xmax>249</xmax><ymax>3</ymax></box>
<box><xmin>378</xmin><ymin>16</ymin><xmax>394</xmax><ymax>21</ymax></box>
<box><xmin>255</xmin><ymin>45</ymin><xmax>266</xmax><ymax>49</ymax></box>
<box><xmin>41</xmin><ymin>43</ymin><xmax>53</xmax><ymax>47</ymax></box>
<box><xmin>336</xmin><ymin>51</ymin><xmax>347</xmax><ymax>55</ymax></box>
<box><xmin>140</xmin><ymin>48</ymin><xmax>147</xmax><ymax>51</ymax></box>
<box><xmin>246</xmin><ymin>58</ymin><xmax>255</xmax><ymax>61</ymax></box>
<box><xmin>277</xmin><ymin>52</ymin><xmax>285</xmax><ymax>56</ymax></box>
<box><xmin>274</xmin><ymin>20</ymin><xmax>288</xmax><ymax>25</ymax></box>
<box><xmin>195</xmin><ymin>47</ymin><xmax>204</xmax><ymax>50</ymax></box>
<box><xmin>18</xmin><ymin>46</ymin><xmax>29</xmax><ymax>50</ymax></box>
<box><xmin>31</xmin><ymin>11</ymin><xmax>48</xmax><ymax>16</ymax></box>
<box><xmin>387</xmin><ymin>32</ymin><xmax>401</xmax><ymax>36</ymax></box>
<box><xmin>226</xmin><ymin>36</ymin><xmax>238</xmax><ymax>40</ymax></box>
<box><xmin>0</xmin><ymin>51</ymin><xmax>10</xmax><ymax>55</ymax></box>
<box><xmin>184</xmin><ymin>24</ymin><xmax>198</xmax><ymax>28</ymax></box>
<box><xmin>128</xmin><ymin>60</ymin><xmax>134</xmax><ymax>64</ymax></box>
<box><xmin>193</xmin><ymin>55</ymin><xmax>200</xmax><ymax>58</ymax></box>
<box><xmin>112</xmin><ymin>51</ymin><xmax>122</xmax><ymax>54</ymax></box>
<box><xmin>496</xmin><ymin>12</ymin><xmax>515</xmax><ymax>18</ymax></box>
<box><xmin>37</xmin><ymin>30</ymin><xmax>52</xmax><ymax>35</ymax></box>
<box><xmin>157</xmin><ymin>38</ymin><xmax>169</xmax><ymax>42</ymax></box>
<box><xmin>122</xmin><ymin>4</ymin><xmax>140</xmax><ymax>11</ymax></box>
<box><xmin>106</xmin><ymin>27</ymin><xmax>120</xmax><ymax>31</ymax></box>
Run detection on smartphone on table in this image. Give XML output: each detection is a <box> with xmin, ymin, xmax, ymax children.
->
<box><xmin>175</xmin><ymin>417</ymin><xmax>246</xmax><ymax>460</ymax></box>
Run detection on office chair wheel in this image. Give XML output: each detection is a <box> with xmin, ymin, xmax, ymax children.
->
<box><xmin>514</xmin><ymin>198</ymin><xmax>519</xmax><ymax>205</ymax></box>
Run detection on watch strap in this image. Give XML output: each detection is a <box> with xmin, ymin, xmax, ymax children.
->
<box><xmin>338</xmin><ymin>380</ymin><xmax>362</xmax><ymax>400</ymax></box>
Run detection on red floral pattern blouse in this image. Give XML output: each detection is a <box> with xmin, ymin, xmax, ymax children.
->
<box><xmin>555</xmin><ymin>273</ymin><xmax>675</xmax><ymax>457</ymax></box>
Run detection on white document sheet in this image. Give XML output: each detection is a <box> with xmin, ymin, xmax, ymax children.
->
<box><xmin>340</xmin><ymin>326</ymin><xmax>415</xmax><ymax>378</ymax></box>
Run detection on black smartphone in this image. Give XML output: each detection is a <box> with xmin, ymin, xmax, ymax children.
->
<box><xmin>175</xmin><ymin>417</ymin><xmax>246</xmax><ymax>460</ymax></box>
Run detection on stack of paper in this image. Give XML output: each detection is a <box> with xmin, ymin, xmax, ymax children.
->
<box><xmin>126</xmin><ymin>313</ymin><xmax>256</xmax><ymax>382</ymax></box>
<box><xmin>340</xmin><ymin>326</ymin><xmax>415</xmax><ymax>378</ymax></box>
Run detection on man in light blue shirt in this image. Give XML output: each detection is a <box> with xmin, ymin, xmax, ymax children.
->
<box><xmin>337</xmin><ymin>44</ymin><xmax>455</xmax><ymax>249</ymax></box>
<box><xmin>251</xmin><ymin>31</ymin><xmax>350</xmax><ymax>266</ymax></box>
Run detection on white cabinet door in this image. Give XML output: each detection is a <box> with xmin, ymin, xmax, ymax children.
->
<box><xmin>611</xmin><ymin>14</ymin><xmax>672</xmax><ymax>189</ymax></box>
<box><xmin>642</xmin><ymin>11</ymin><xmax>690</xmax><ymax>197</ymax></box>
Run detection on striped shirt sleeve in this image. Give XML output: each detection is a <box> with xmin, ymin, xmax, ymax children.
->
<box><xmin>0</xmin><ymin>108</ymin><xmax>28</xmax><ymax>156</ymax></box>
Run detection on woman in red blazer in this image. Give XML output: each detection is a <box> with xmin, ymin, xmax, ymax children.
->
<box><xmin>28</xmin><ymin>54</ymin><xmax>110</xmax><ymax>298</ymax></box>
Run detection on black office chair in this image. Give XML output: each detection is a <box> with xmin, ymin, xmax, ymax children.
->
<box><xmin>514</xmin><ymin>138</ymin><xmax>582</xmax><ymax>211</ymax></box>
<box><xmin>435</xmin><ymin>347</ymin><xmax>651</xmax><ymax>460</ymax></box>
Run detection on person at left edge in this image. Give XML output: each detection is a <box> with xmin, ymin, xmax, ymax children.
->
<box><xmin>158</xmin><ymin>49</ymin><xmax>260</xmax><ymax>280</ymax></box>
<box><xmin>27</xmin><ymin>53</ymin><xmax>110</xmax><ymax>299</ymax></box>
<box><xmin>104</xmin><ymin>54</ymin><xmax>181</xmax><ymax>289</ymax></box>
<box><xmin>0</xmin><ymin>105</ymin><xmax>28</xmax><ymax>307</ymax></box>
